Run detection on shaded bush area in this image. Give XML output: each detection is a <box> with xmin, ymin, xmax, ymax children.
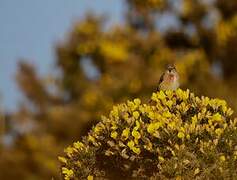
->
<box><xmin>60</xmin><ymin>89</ymin><xmax>237</xmax><ymax>179</ymax></box>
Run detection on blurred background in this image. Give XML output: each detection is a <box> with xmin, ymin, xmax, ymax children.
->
<box><xmin>1</xmin><ymin>0</ymin><xmax>237</xmax><ymax>179</ymax></box>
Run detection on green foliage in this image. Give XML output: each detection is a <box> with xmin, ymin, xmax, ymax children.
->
<box><xmin>60</xmin><ymin>89</ymin><xmax>237</xmax><ymax>179</ymax></box>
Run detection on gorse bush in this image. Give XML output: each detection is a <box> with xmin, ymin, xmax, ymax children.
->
<box><xmin>59</xmin><ymin>89</ymin><xmax>237</xmax><ymax>179</ymax></box>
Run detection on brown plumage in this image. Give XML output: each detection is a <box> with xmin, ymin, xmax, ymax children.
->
<box><xmin>157</xmin><ymin>64</ymin><xmax>179</xmax><ymax>91</ymax></box>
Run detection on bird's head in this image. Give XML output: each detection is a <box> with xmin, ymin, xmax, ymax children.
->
<box><xmin>164</xmin><ymin>64</ymin><xmax>179</xmax><ymax>82</ymax></box>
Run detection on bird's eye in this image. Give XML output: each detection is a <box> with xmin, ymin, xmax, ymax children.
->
<box><xmin>168</xmin><ymin>69</ymin><xmax>171</xmax><ymax>73</ymax></box>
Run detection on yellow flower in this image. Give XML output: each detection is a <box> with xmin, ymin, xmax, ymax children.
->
<box><xmin>158</xmin><ymin>156</ymin><xmax>165</xmax><ymax>162</ymax></box>
<box><xmin>186</xmin><ymin>134</ymin><xmax>190</xmax><ymax>140</ymax></box>
<box><xmin>148</xmin><ymin>111</ymin><xmax>155</xmax><ymax>119</ymax></box>
<box><xmin>127</xmin><ymin>140</ymin><xmax>135</xmax><ymax>149</ymax></box>
<box><xmin>165</xmin><ymin>90</ymin><xmax>173</xmax><ymax>98</ymax></box>
<box><xmin>178</xmin><ymin>102</ymin><xmax>189</xmax><ymax>112</ymax></box>
<box><xmin>127</xmin><ymin>140</ymin><xmax>140</xmax><ymax>154</ymax></box>
<box><xmin>211</xmin><ymin>113</ymin><xmax>222</xmax><ymax>122</ymax></box>
<box><xmin>87</xmin><ymin>175</ymin><xmax>93</xmax><ymax>180</ymax></box>
<box><xmin>168</xmin><ymin>121</ymin><xmax>176</xmax><ymax>130</ymax></box>
<box><xmin>202</xmin><ymin>96</ymin><xmax>210</xmax><ymax>106</ymax></box>
<box><xmin>132</xmin><ymin>129</ymin><xmax>141</xmax><ymax>139</ymax></box>
<box><xmin>134</xmin><ymin>120</ymin><xmax>140</xmax><ymax>130</ymax></box>
<box><xmin>151</xmin><ymin>92</ymin><xmax>158</xmax><ymax>102</ymax></box>
<box><xmin>176</xmin><ymin>88</ymin><xmax>189</xmax><ymax>100</ymax></box>
<box><xmin>220</xmin><ymin>155</ymin><xmax>226</xmax><ymax>162</ymax></box>
<box><xmin>147</xmin><ymin>122</ymin><xmax>162</xmax><ymax>134</ymax></box>
<box><xmin>144</xmin><ymin>141</ymin><xmax>153</xmax><ymax>151</ymax></box>
<box><xmin>64</xmin><ymin>147</ymin><xmax>74</xmax><ymax>157</ymax></box>
<box><xmin>133</xmin><ymin>111</ymin><xmax>140</xmax><ymax>119</ymax></box>
<box><xmin>134</xmin><ymin>98</ymin><xmax>141</xmax><ymax>105</ymax></box>
<box><xmin>58</xmin><ymin>156</ymin><xmax>67</xmax><ymax>164</ymax></box>
<box><xmin>75</xmin><ymin>161</ymin><xmax>82</xmax><ymax>167</ymax></box>
<box><xmin>110</xmin><ymin>106</ymin><xmax>119</xmax><ymax>118</ymax></box>
<box><xmin>194</xmin><ymin>168</ymin><xmax>200</xmax><ymax>175</ymax></box>
<box><xmin>132</xmin><ymin>147</ymin><xmax>141</xmax><ymax>154</ymax></box>
<box><xmin>162</xmin><ymin>111</ymin><xmax>172</xmax><ymax>118</ymax></box>
<box><xmin>73</xmin><ymin>141</ymin><xmax>84</xmax><ymax>150</ymax></box>
<box><xmin>111</xmin><ymin>122</ymin><xmax>118</xmax><ymax>130</ymax></box>
<box><xmin>88</xmin><ymin>135</ymin><xmax>96</xmax><ymax>143</ymax></box>
<box><xmin>157</xmin><ymin>91</ymin><xmax>166</xmax><ymax>100</ymax></box>
<box><xmin>191</xmin><ymin>115</ymin><xmax>198</xmax><ymax>124</ymax></box>
<box><xmin>215</xmin><ymin>128</ymin><xmax>223</xmax><ymax>136</ymax></box>
<box><xmin>166</xmin><ymin>100</ymin><xmax>173</xmax><ymax>108</ymax></box>
<box><xmin>94</xmin><ymin>123</ymin><xmax>105</xmax><ymax>134</ymax></box>
<box><xmin>177</xmin><ymin>132</ymin><xmax>185</xmax><ymax>139</ymax></box>
<box><xmin>227</xmin><ymin>108</ymin><xmax>234</xmax><ymax>116</ymax></box>
<box><xmin>62</xmin><ymin>167</ymin><xmax>74</xmax><ymax>180</ymax></box>
<box><xmin>127</xmin><ymin>100</ymin><xmax>137</xmax><ymax>111</ymax></box>
<box><xmin>122</xmin><ymin>128</ymin><xmax>130</xmax><ymax>140</ymax></box>
<box><xmin>111</xmin><ymin>131</ymin><xmax>118</xmax><ymax>139</ymax></box>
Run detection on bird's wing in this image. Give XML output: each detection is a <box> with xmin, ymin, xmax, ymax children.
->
<box><xmin>157</xmin><ymin>73</ymin><xmax>164</xmax><ymax>91</ymax></box>
<box><xmin>158</xmin><ymin>73</ymin><xmax>164</xmax><ymax>85</ymax></box>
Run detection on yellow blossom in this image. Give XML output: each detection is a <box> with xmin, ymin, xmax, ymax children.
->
<box><xmin>127</xmin><ymin>140</ymin><xmax>140</xmax><ymax>154</ymax></box>
<box><xmin>73</xmin><ymin>141</ymin><xmax>84</xmax><ymax>150</ymax></box>
<box><xmin>148</xmin><ymin>111</ymin><xmax>155</xmax><ymax>119</ymax></box>
<box><xmin>127</xmin><ymin>140</ymin><xmax>135</xmax><ymax>149</ymax></box>
<box><xmin>211</xmin><ymin>113</ymin><xmax>222</xmax><ymax>122</ymax></box>
<box><xmin>134</xmin><ymin>120</ymin><xmax>140</xmax><ymax>130</ymax></box>
<box><xmin>176</xmin><ymin>88</ymin><xmax>189</xmax><ymax>100</ymax></box>
<box><xmin>64</xmin><ymin>147</ymin><xmax>74</xmax><ymax>157</ymax></box>
<box><xmin>144</xmin><ymin>141</ymin><xmax>153</xmax><ymax>151</ymax></box>
<box><xmin>157</xmin><ymin>91</ymin><xmax>166</xmax><ymax>100</ymax></box>
<box><xmin>227</xmin><ymin>108</ymin><xmax>234</xmax><ymax>116</ymax></box>
<box><xmin>58</xmin><ymin>156</ymin><xmax>67</xmax><ymax>164</ymax></box>
<box><xmin>147</xmin><ymin>122</ymin><xmax>162</xmax><ymax>134</ymax></box>
<box><xmin>166</xmin><ymin>100</ymin><xmax>173</xmax><ymax>108</ymax></box>
<box><xmin>162</xmin><ymin>111</ymin><xmax>172</xmax><ymax>118</ymax></box>
<box><xmin>158</xmin><ymin>156</ymin><xmax>165</xmax><ymax>162</ymax></box>
<box><xmin>220</xmin><ymin>155</ymin><xmax>226</xmax><ymax>161</ymax></box>
<box><xmin>134</xmin><ymin>98</ymin><xmax>141</xmax><ymax>105</ymax></box>
<box><xmin>133</xmin><ymin>111</ymin><xmax>140</xmax><ymax>119</ymax></box>
<box><xmin>165</xmin><ymin>90</ymin><xmax>173</xmax><ymax>98</ymax></box>
<box><xmin>168</xmin><ymin>121</ymin><xmax>176</xmax><ymax>130</ymax></box>
<box><xmin>151</xmin><ymin>93</ymin><xmax>158</xmax><ymax>102</ymax></box>
<box><xmin>122</xmin><ymin>128</ymin><xmax>130</xmax><ymax>140</ymax></box>
<box><xmin>191</xmin><ymin>115</ymin><xmax>197</xmax><ymax>124</ymax></box>
<box><xmin>87</xmin><ymin>175</ymin><xmax>93</xmax><ymax>180</ymax></box>
<box><xmin>62</xmin><ymin>167</ymin><xmax>74</xmax><ymax>180</ymax></box>
<box><xmin>186</xmin><ymin>134</ymin><xmax>190</xmax><ymax>140</ymax></box>
<box><xmin>194</xmin><ymin>168</ymin><xmax>200</xmax><ymax>175</ymax></box>
<box><xmin>111</xmin><ymin>131</ymin><xmax>118</xmax><ymax>139</ymax></box>
<box><xmin>94</xmin><ymin>123</ymin><xmax>105</xmax><ymax>134</ymax></box>
<box><xmin>215</xmin><ymin>128</ymin><xmax>223</xmax><ymax>136</ymax></box>
<box><xmin>110</xmin><ymin>106</ymin><xmax>119</xmax><ymax>118</ymax></box>
<box><xmin>88</xmin><ymin>135</ymin><xmax>96</xmax><ymax>143</ymax></box>
<box><xmin>177</xmin><ymin>132</ymin><xmax>185</xmax><ymax>139</ymax></box>
<box><xmin>132</xmin><ymin>129</ymin><xmax>141</xmax><ymax>139</ymax></box>
<box><xmin>132</xmin><ymin>147</ymin><xmax>141</xmax><ymax>154</ymax></box>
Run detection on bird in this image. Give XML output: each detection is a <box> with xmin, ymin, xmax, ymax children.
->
<box><xmin>157</xmin><ymin>64</ymin><xmax>180</xmax><ymax>91</ymax></box>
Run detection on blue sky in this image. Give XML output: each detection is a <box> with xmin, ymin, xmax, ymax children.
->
<box><xmin>0</xmin><ymin>0</ymin><xmax>124</xmax><ymax>111</ymax></box>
